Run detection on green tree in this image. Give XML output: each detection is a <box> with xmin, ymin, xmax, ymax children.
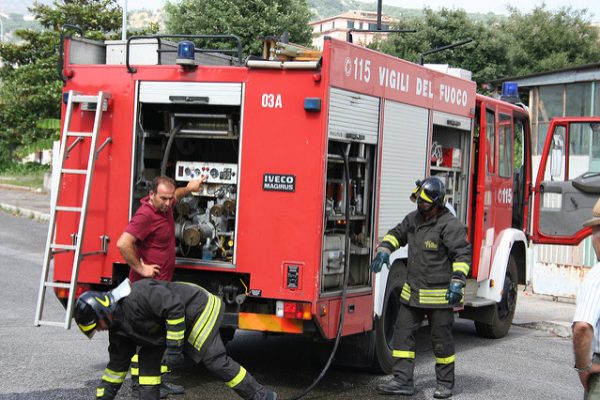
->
<box><xmin>370</xmin><ymin>6</ymin><xmax>600</xmax><ymax>86</ymax></box>
<box><xmin>0</xmin><ymin>0</ymin><xmax>122</xmax><ymax>164</ymax></box>
<box><xmin>370</xmin><ymin>8</ymin><xmax>510</xmax><ymax>84</ymax></box>
<box><xmin>497</xmin><ymin>5</ymin><xmax>600</xmax><ymax>76</ymax></box>
<box><xmin>164</xmin><ymin>0</ymin><xmax>314</xmax><ymax>57</ymax></box>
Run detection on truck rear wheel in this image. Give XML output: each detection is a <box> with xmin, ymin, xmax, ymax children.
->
<box><xmin>372</xmin><ymin>261</ymin><xmax>405</xmax><ymax>374</ymax></box>
<box><xmin>474</xmin><ymin>256</ymin><xmax>518</xmax><ymax>339</ymax></box>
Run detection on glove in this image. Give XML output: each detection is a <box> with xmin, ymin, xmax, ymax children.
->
<box><xmin>370</xmin><ymin>251</ymin><xmax>390</xmax><ymax>273</ymax></box>
<box><xmin>164</xmin><ymin>348</ymin><xmax>185</xmax><ymax>371</ymax></box>
<box><xmin>445</xmin><ymin>280</ymin><xmax>464</xmax><ymax>305</ymax></box>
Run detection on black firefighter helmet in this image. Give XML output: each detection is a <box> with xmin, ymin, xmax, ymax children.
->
<box><xmin>74</xmin><ymin>291</ymin><xmax>116</xmax><ymax>338</ymax></box>
<box><xmin>409</xmin><ymin>176</ymin><xmax>446</xmax><ymax>207</ymax></box>
<box><xmin>74</xmin><ymin>279</ymin><xmax>131</xmax><ymax>338</ymax></box>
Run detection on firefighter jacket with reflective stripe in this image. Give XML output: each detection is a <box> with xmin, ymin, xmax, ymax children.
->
<box><xmin>108</xmin><ymin>279</ymin><xmax>223</xmax><ymax>365</ymax></box>
<box><xmin>378</xmin><ymin>208</ymin><xmax>471</xmax><ymax>309</ymax></box>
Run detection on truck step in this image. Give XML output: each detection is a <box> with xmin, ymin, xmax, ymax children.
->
<box><xmin>464</xmin><ymin>297</ymin><xmax>496</xmax><ymax>307</ymax></box>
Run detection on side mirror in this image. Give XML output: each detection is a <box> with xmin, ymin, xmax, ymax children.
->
<box><xmin>550</xmin><ymin>148</ymin><xmax>563</xmax><ymax>178</ymax></box>
<box><xmin>550</xmin><ymin>133</ymin><xmax>564</xmax><ymax>178</ymax></box>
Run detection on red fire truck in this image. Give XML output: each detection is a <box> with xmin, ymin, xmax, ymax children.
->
<box><xmin>35</xmin><ymin>31</ymin><xmax>550</xmax><ymax>373</ymax></box>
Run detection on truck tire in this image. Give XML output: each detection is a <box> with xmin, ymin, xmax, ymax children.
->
<box><xmin>474</xmin><ymin>256</ymin><xmax>518</xmax><ymax>339</ymax></box>
<box><xmin>372</xmin><ymin>261</ymin><xmax>405</xmax><ymax>374</ymax></box>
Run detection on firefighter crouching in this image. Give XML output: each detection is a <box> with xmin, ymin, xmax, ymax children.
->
<box><xmin>74</xmin><ymin>278</ymin><xmax>277</xmax><ymax>400</ymax></box>
<box><xmin>370</xmin><ymin>177</ymin><xmax>472</xmax><ymax>399</ymax></box>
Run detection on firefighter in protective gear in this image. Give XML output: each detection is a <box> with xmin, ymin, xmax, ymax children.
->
<box><xmin>370</xmin><ymin>177</ymin><xmax>471</xmax><ymax>399</ymax></box>
<box><xmin>74</xmin><ymin>279</ymin><xmax>277</xmax><ymax>400</ymax></box>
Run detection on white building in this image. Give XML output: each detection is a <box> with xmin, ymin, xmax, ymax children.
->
<box><xmin>310</xmin><ymin>10</ymin><xmax>396</xmax><ymax>50</ymax></box>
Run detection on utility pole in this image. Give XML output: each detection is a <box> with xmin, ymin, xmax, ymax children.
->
<box><xmin>376</xmin><ymin>0</ymin><xmax>382</xmax><ymax>31</ymax></box>
<box><xmin>346</xmin><ymin>0</ymin><xmax>416</xmax><ymax>44</ymax></box>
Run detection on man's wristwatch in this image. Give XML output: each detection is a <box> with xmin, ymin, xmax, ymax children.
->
<box><xmin>574</xmin><ymin>363</ymin><xmax>592</xmax><ymax>372</ymax></box>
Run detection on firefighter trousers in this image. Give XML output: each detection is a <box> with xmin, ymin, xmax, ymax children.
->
<box><xmin>391</xmin><ymin>303</ymin><xmax>455</xmax><ymax>389</ymax></box>
<box><xmin>134</xmin><ymin>345</ymin><xmax>165</xmax><ymax>400</ymax></box>
<box><xmin>199</xmin><ymin>332</ymin><xmax>268</xmax><ymax>400</ymax></box>
<box><xmin>96</xmin><ymin>336</ymin><xmax>136</xmax><ymax>399</ymax></box>
<box><xmin>130</xmin><ymin>351</ymin><xmax>170</xmax><ymax>383</ymax></box>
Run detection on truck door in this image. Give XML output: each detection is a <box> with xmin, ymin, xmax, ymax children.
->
<box><xmin>473</xmin><ymin>104</ymin><xmax>517</xmax><ymax>280</ymax></box>
<box><xmin>532</xmin><ymin>117</ymin><xmax>600</xmax><ymax>244</ymax></box>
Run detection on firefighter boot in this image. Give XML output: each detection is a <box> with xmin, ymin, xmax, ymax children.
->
<box><xmin>132</xmin><ymin>379</ymin><xmax>179</xmax><ymax>398</ymax></box>
<box><xmin>138</xmin><ymin>385</ymin><xmax>161</xmax><ymax>400</ymax></box>
<box><xmin>97</xmin><ymin>381</ymin><xmax>120</xmax><ymax>400</ymax></box>
<box><xmin>376</xmin><ymin>379</ymin><xmax>415</xmax><ymax>396</ymax></box>
<box><xmin>433</xmin><ymin>385</ymin><xmax>453</xmax><ymax>399</ymax></box>
<box><xmin>160</xmin><ymin>381</ymin><xmax>185</xmax><ymax>395</ymax></box>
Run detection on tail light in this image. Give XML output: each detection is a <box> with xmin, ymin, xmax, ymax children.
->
<box><xmin>54</xmin><ymin>283</ymin><xmax>91</xmax><ymax>300</ymax></box>
<box><xmin>275</xmin><ymin>301</ymin><xmax>312</xmax><ymax>320</ymax></box>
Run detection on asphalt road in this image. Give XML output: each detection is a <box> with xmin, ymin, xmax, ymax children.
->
<box><xmin>0</xmin><ymin>212</ymin><xmax>582</xmax><ymax>400</ymax></box>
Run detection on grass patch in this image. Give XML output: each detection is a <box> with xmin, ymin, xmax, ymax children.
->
<box><xmin>0</xmin><ymin>162</ymin><xmax>50</xmax><ymax>190</ymax></box>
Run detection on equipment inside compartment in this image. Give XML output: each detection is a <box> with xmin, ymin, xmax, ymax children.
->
<box><xmin>322</xmin><ymin>140</ymin><xmax>375</xmax><ymax>292</ymax></box>
<box><xmin>132</xmin><ymin>101</ymin><xmax>241</xmax><ymax>264</ymax></box>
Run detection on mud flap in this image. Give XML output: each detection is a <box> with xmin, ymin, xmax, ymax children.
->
<box><xmin>331</xmin><ymin>331</ymin><xmax>377</xmax><ymax>368</ymax></box>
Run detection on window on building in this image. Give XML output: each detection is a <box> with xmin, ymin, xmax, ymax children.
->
<box><xmin>320</xmin><ymin>24</ymin><xmax>323</xmax><ymax>32</ymax></box>
<box><xmin>347</xmin><ymin>21</ymin><xmax>355</xmax><ymax>29</ymax></box>
<box><xmin>566</xmin><ymin>83</ymin><xmax>592</xmax><ymax>117</ymax></box>
<box><xmin>537</xmin><ymin>122</ymin><xmax>549</xmax><ymax>155</ymax></box>
<box><xmin>595</xmin><ymin>82</ymin><xmax>600</xmax><ymax>116</ymax></box>
<box><xmin>381</xmin><ymin>24</ymin><xmax>390</xmax><ymax>31</ymax></box>
<box><xmin>368</xmin><ymin>23</ymin><xmax>378</xmax><ymax>30</ymax></box>
<box><xmin>499</xmin><ymin>113</ymin><xmax>513</xmax><ymax>178</ymax></box>
<box><xmin>332</xmin><ymin>21</ymin><xmax>335</xmax><ymax>29</ymax></box>
<box><xmin>534</xmin><ymin>85</ymin><xmax>564</xmax><ymax>155</ymax></box>
<box><xmin>591</xmin><ymin>123</ymin><xmax>600</xmax><ymax>171</ymax></box>
<box><xmin>569</xmin><ymin>121</ymin><xmax>591</xmax><ymax>156</ymax></box>
<box><xmin>538</xmin><ymin>85</ymin><xmax>564</xmax><ymax>122</ymax></box>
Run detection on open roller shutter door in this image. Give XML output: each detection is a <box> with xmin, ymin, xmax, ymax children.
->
<box><xmin>328</xmin><ymin>87</ymin><xmax>380</xmax><ymax>144</ymax></box>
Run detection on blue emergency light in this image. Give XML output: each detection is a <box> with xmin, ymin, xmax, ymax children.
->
<box><xmin>501</xmin><ymin>81</ymin><xmax>519</xmax><ymax>103</ymax></box>
<box><xmin>176</xmin><ymin>41</ymin><xmax>196</xmax><ymax>67</ymax></box>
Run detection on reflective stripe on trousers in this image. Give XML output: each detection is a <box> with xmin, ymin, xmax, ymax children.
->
<box><xmin>392</xmin><ymin>303</ymin><xmax>455</xmax><ymax>388</ymax></box>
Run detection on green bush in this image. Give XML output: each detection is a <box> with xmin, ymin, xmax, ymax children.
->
<box><xmin>0</xmin><ymin>161</ymin><xmax>50</xmax><ymax>174</ymax></box>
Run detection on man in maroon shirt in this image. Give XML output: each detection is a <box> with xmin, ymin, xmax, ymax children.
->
<box><xmin>116</xmin><ymin>175</ymin><xmax>204</xmax><ymax>397</ymax></box>
<box><xmin>117</xmin><ymin>176</ymin><xmax>204</xmax><ymax>282</ymax></box>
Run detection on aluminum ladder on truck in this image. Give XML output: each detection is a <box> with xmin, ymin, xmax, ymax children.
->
<box><xmin>34</xmin><ymin>91</ymin><xmax>112</xmax><ymax>329</ymax></box>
